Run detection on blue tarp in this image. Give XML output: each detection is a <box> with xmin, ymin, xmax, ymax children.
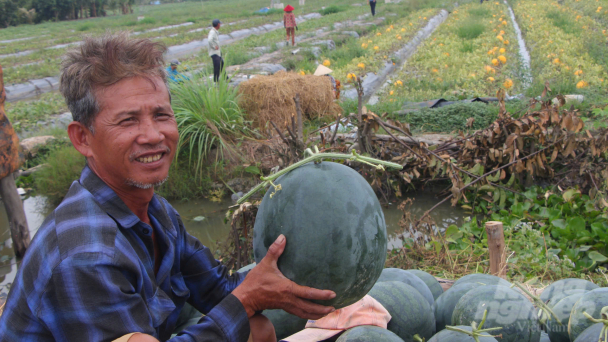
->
<box><xmin>255</xmin><ymin>7</ymin><xmax>270</xmax><ymax>13</ymax></box>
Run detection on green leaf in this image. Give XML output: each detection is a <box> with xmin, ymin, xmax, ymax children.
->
<box><xmin>562</xmin><ymin>189</ymin><xmax>580</xmax><ymax>203</ymax></box>
<box><xmin>588</xmin><ymin>251</ymin><xmax>608</xmax><ymax>263</ymax></box>
<box><xmin>244</xmin><ymin>165</ymin><xmax>261</xmax><ymax>175</ymax></box>
<box><xmin>567</xmin><ymin>216</ymin><xmax>586</xmax><ymax>232</ymax></box>
<box><xmin>551</xmin><ymin>219</ymin><xmax>566</xmax><ymax>229</ymax></box>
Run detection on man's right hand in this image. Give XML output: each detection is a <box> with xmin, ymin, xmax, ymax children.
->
<box><xmin>232</xmin><ymin>235</ymin><xmax>336</xmax><ymax>319</ymax></box>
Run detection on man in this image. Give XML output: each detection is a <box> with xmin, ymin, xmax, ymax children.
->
<box><xmin>166</xmin><ymin>59</ymin><xmax>189</xmax><ymax>83</ymax></box>
<box><xmin>0</xmin><ymin>33</ymin><xmax>335</xmax><ymax>342</ymax></box>
<box><xmin>208</xmin><ymin>19</ymin><xmax>224</xmax><ymax>83</ymax></box>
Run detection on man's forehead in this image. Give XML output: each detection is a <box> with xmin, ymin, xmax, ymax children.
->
<box><xmin>96</xmin><ymin>76</ymin><xmax>170</xmax><ymax>111</ymax></box>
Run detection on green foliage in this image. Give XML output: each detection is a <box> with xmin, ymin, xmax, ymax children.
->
<box><xmin>33</xmin><ymin>145</ymin><xmax>85</xmax><ymax>205</ymax></box>
<box><xmin>468</xmin><ymin>7</ymin><xmax>491</xmax><ymax>17</ymax></box>
<box><xmin>77</xmin><ymin>23</ymin><xmax>94</xmax><ymax>31</ymax></box>
<box><xmin>460</xmin><ymin>41</ymin><xmax>475</xmax><ymax>53</ymax></box>
<box><xmin>456</xmin><ymin>20</ymin><xmax>485</xmax><ymax>40</ymax></box>
<box><xmin>545</xmin><ymin>10</ymin><xmax>581</xmax><ymax>35</ymax></box>
<box><xmin>155</xmin><ymin>157</ymin><xmax>211</xmax><ymax>200</ymax></box>
<box><xmin>320</xmin><ymin>5</ymin><xmax>344</xmax><ymax>15</ymax></box>
<box><xmin>170</xmin><ymin>73</ymin><xmax>254</xmax><ymax>179</ymax></box>
<box><xmin>254</xmin><ymin>8</ymin><xmax>282</xmax><ymax>16</ymax></box>
<box><xmin>399</xmin><ymin>102</ymin><xmax>498</xmax><ymax>132</ymax></box>
<box><xmin>138</xmin><ymin>17</ymin><xmax>156</xmax><ymax>25</ymax></box>
<box><xmin>4</xmin><ymin>92</ymin><xmax>69</xmax><ymax>132</ymax></box>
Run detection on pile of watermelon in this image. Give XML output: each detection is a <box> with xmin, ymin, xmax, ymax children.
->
<box><xmin>243</xmin><ymin>267</ymin><xmax>608</xmax><ymax>342</ymax></box>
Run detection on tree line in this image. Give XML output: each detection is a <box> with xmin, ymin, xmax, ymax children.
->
<box><xmin>0</xmin><ymin>0</ymin><xmax>139</xmax><ymax>28</ymax></box>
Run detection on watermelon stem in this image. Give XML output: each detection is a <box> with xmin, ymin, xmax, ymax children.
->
<box><xmin>511</xmin><ymin>282</ymin><xmax>561</xmax><ymax>325</ymax></box>
<box><xmin>582</xmin><ymin>308</ymin><xmax>608</xmax><ymax>342</ymax></box>
<box><xmin>446</xmin><ymin>310</ymin><xmax>503</xmax><ymax>342</ymax></box>
<box><xmin>236</xmin><ymin>147</ymin><xmax>403</xmax><ymax>204</ymax></box>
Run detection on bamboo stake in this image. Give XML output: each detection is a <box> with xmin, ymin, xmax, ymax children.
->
<box><xmin>485</xmin><ymin>221</ymin><xmax>507</xmax><ymax>279</ymax></box>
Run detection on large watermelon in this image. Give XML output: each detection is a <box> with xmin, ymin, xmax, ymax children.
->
<box><xmin>546</xmin><ymin>293</ymin><xmax>586</xmax><ymax>342</ymax></box>
<box><xmin>428</xmin><ymin>326</ymin><xmax>499</xmax><ymax>342</ymax></box>
<box><xmin>539</xmin><ymin>331</ymin><xmax>551</xmax><ymax>342</ymax></box>
<box><xmin>253</xmin><ymin>162</ymin><xmax>387</xmax><ymax>308</ymax></box>
<box><xmin>573</xmin><ymin>323</ymin><xmax>606</xmax><ymax>342</ymax></box>
<box><xmin>368</xmin><ymin>281</ymin><xmax>436</xmax><ymax>341</ymax></box>
<box><xmin>408</xmin><ymin>269</ymin><xmax>444</xmax><ymax>300</ymax></box>
<box><xmin>546</xmin><ymin>289</ymin><xmax>587</xmax><ymax>309</ymax></box>
<box><xmin>452</xmin><ymin>273</ymin><xmax>512</xmax><ymax>288</ymax></box>
<box><xmin>569</xmin><ymin>288</ymin><xmax>608</xmax><ymax>342</ymax></box>
<box><xmin>539</xmin><ymin>278</ymin><xmax>599</xmax><ymax>303</ymax></box>
<box><xmin>377</xmin><ymin>268</ymin><xmax>435</xmax><ymax>308</ymax></box>
<box><xmin>452</xmin><ymin>285</ymin><xmax>541</xmax><ymax>342</ymax></box>
<box><xmin>434</xmin><ymin>282</ymin><xmax>483</xmax><ymax>332</ymax></box>
<box><xmin>263</xmin><ymin>309</ymin><xmax>307</xmax><ymax>340</ymax></box>
<box><xmin>336</xmin><ymin>325</ymin><xmax>405</xmax><ymax>342</ymax></box>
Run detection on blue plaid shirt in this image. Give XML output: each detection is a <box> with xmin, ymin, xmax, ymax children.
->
<box><xmin>0</xmin><ymin>166</ymin><xmax>249</xmax><ymax>342</ymax></box>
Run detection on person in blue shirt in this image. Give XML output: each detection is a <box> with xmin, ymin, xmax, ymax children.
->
<box><xmin>166</xmin><ymin>59</ymin><xmax>189</xmax><ymax>83</ymax></box>
<box><xmin>0</xmin><ymin>34</ymin><xmax>336</xmax><ymax>342</ymax></box>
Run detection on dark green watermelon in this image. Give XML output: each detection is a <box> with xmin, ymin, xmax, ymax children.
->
<box><xmin>377</xmin><ymin>268</ymin><xmax>435</xmax><ymax>309</ymax></box>
<box><xmin>237</xmin><ymin>262</ymin><xmax>256</xmax><ymax>273</ymax></box>
<box><xmin>263</xmin><ymin>309</ymin><xmax>308</xmax><ymax>340</ymax></box>
<box><xmin>546</xmin><ymin>293</ymin><xmax>586</xmax><ymax>342</ymax></box>
<box><xmin>408</xmin><ymin>269</ymin><xmax>444</xmax><ymax>300</ymax></box>
<box><xmin>428</xmin><ymin>326</ymin><xmax>499</xmax><ymax>342</ymax></box>
<box><xmin>253</xmin><ymin>162</ymin><xmax>387</xmax><ymax>308</ymax></box>
<box><xmin>539</xmin><ymin>278</ymin><xmax>599</xmax><ymax>303</ymax></box>
<box><xmin>336</xmin><ymin>325</ymin><xmax>405</xmax><ymax>342</ymax></box>
<box><xmin>546</xmin><ymin>289</ymin><xmax>587</xmax><ymax>309</ymax></box>
<box><xmin>452</xmin><ymin>273</ymin><xmax>512</xmax><ymax>288</ymax></box>
<box><xmin>452</xmin><ymin>285</ymin><xmax>541</xmax><ymax>342</ymax></box>
<box><xmin>368</xmin><ymin>281</ymin><xmax>435</xmax><ymax>341</ymax></box>
<box><xmin>569</xmin><ymin>288</ymin><xmax>608</xmax><ymax>342</ymax></box>
<box><xmin>539</xmin><ymin>331</ymin><xmax>551</xmax><ymax>342</ymax></box>
<box><xmin>434</xmin><ymin>282</ymin><xmax>483</xmax><ymax>332</ymax></box>
<box><xmin>573</xmin><ymin>323</ymin><xmax>606</xmax><ymax>342</ymax></box>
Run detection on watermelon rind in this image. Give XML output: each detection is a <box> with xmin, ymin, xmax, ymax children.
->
<box><xmin>237</xmin><ymin>262</ymin><xmax>256</xmax><ymax>273</ymax></box>
<box><xmin>263</xmin><ymin>309</ymin><xmax>308</xmax><ymax>340</ymax></box>
<box><xmin>428</xmin><ymin>325</ymin><xmax>498</xmax><ymax>342</ymax></box>
<box><xmin>546</xmin><ymin>293</ymin><xmax>586</xmax><ymax>342</ymax></box>
<box><xmin>452</xmin><ymin>273</ymin><xmax>512</xmax><ymax>288</ymax></box>
<box><xmin>369</xmin><ymin>281</ymin><xmax>436</xmax><ymax>341</ymax></box>
<box><xmin>336</xmin><ymin>325</ymin><xmax>405</xmax><ymax>342</ymax></box>
<box><xmin>545</xmin><ymin>289</ymin><xmax>587</xmax><ymax>309</ymax></box>
<box><xmin>539</xmin><ymin>278</ymin><xmax>599</xmax><ymax>303</ymax></box>
<box><xmin>573</xmin><ymin>323</ymin><xmax>606</xmax><ymax>342</ymax></box>
<box><xmin>434</xmin><ymin>282</ymin><xmax>483</xmax><ymax>332</ymax></box>
<box><xmin>539</xmin><ymin>331</ymin><xmax>551</xmax><ymax>342</ymax></box>
<box><xmin>408</xmin><ymin>269</ymin><xmax>444</xmax><ymax>300</ymax></box>
<box><xmin>451</xmin><ymin>285</ymin><xmax>541</xmax><ymax>342</ymax></box>
<box><xmin>568</xmin><ymin>288</ymin><xmax>608</xmax><ymax>342</ymax></box>
<box><xmin>253</xmin><ymin>162</ymin><xmax>388</xmax><ymax>308</ymax></box>
<box><xmin>377</xmin><ymin>268</ymin><xmax>435</xmax><ymax>309</ymax></box>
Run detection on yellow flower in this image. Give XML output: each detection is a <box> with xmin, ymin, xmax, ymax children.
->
<box><xmin>502</xmin><ymin>20</ymin><xmax>508</xmax><ymax>25</ymax></box>
<box><xmin>368</xmin><ymin>40</ymin><xmax>373</xmax><ymax>43</ymax></box>
<box><xmin>397</xmin><ymin>35</ymin><xmax>402</xmax><ymax>40</ymax></box>
<box><xmin>361</xmin><ymin>43</ymin><xmax>368</xmax><ymax>49</ymax></box>
<box><xmin>357</xmin><ymin>63</ymin><xmax>366</xmax><ymax>69</ymax></box>
<box><xmin>499</xmin><ymin>30</ymin><xmax>505</xmax><ymax>35</ymax></box>
<box><xmin>409</xmin><ymin>23</ymin><xmax>413</xmax><ymax>26</ymax></box>
<box><xmin>493</xmin><ymin>46</ymin><xmax>499</xmax><ymax>51</ymax></box>
<box><xmin>444</xmin><ymin>52</ymin><xmax>450</xmax><ymax>57</ymax></box>
<box><xmin>401</xmin><ymin>28</ymin><xmax>406</xmax><ymax>32</ymax></box>
<box><xmin>390</xmin><ymin>25</ymin><xmax>394</xmax><ymax>29</ymax></box>
<box><xmin>496</xmin><ymin>35</ymin><xmax>504</xmax><ymax>41</ymax></box>
<box><xmin>503</xmin><ymin>40</ymin><xmax>509</xmax><ymax>45</ymax></box>
<box><xmin>503</xmin><ymin>79</ymin><xmax>513</xmax><ymax>89</ymax></box>
<box><xmin>376</xmin><ymin>32</ymin><xmax>382</xmax><ymax>36</ymax></box>
<box><xmin>470</xmin><ymin>73</ymin><xmax>476</xmax><ymax>78</ymax></box>
<box><xmin>386</xmin><ymin>27</ymin><xmax>391</xmax><ymax>32</ymax></box>
<box><xmin>323</xmin><ymin>60</ymin><xmax>331</xmax><ymax>67</ymax></box>
<box><xmin>492</xmin><ymin>59</ymin><xmax>499</xmax><ymax>66</ymax></box>
<box><xmin>374</xmin><ymin>46</ymin><xmax>379</xmax><ymax>50</ymax></box>
<box><xmin>389</xmin><ymin>90</ymin><xmax>394</xmax><ymax>95</ymax></box>
<box><xmin>395</xmin><ymin>80</ymin><xmax>403</xmax><ymax>86</ymax></box>
<box><xmin>553</xmin><ymin>58</ymin><xmax>560</xmax><ymax>65</ymax></box>
<box><xmin>498</xmin><ymin>55</ymin><xmax>507</xmax><ymax>64</ymax></box>
<box><xmin>576</xmin><ymin>80</ymin><xmax>588</xmax><ymax>88</ymax></box>
<box><xmin>432</xmin><ymin>68</ymin><xmax>439</xmax><ymax>73</ymax></box>
<box><xmin>574</xmin><ymin>70</ymin><xmax>583</xmax><ymax>76</ymax></box>
<box><xmin>423</xmin><ymin>17</ymin><xmax>427</xmax><ymax>20</ymax></box>
<box><xmin>299</xmin><ymin>70</ymin><xmax>306</xmax><ymax>76</ymax></box>
<box><xmin>487</xmin><ymin>77</ymin><xmax>495</xmax><ymax>82</ymax></box>
<box><xmin>347</xmin><ymin>73</ymin><xmax>357</xmax><ymax>82</ymax></box>
<box><xmin>488</xmin><ymin>50</ymin><xmax>495</xmax><ymax>55</ymax></box>
<box><xmin>499</xmin><ymin>48</ymin><xmax>506</xmax><ymax>54</ymax></box>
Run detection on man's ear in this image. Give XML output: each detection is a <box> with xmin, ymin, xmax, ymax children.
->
<box><xmin>68</xmin><ymin>121</ymin><xmax>94</xmax><ymax>158</ymax></box>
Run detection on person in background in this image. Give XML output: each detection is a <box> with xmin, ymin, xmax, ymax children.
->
<box><xmin>314</xmin><ymin>64</ymin><xmax>340</xmax><ymax>99</ymax></box>
<box><xmin>208</xmin><ymin>19</ymin><xmax>224</xmax><ymax>82</ymax></box>
<box><xmin>283</xmin><ymin>5</ymin><xmax>297</xmax><ymax>47</ymax></box>
<box><xmin>369</xmin><ymin>0</ymin><xmax>376</xmax><ymax>16</ymax></box>
<box><xmin>165</xmin><ymin>59</ymin><xmax>189</xmax><ymax>83</ymax></box>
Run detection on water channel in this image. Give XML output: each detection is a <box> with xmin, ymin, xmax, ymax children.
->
<box><xmin>0</xmin><ymin>192</ymin><xmax>464</xmax><ymax>294</ymax></box>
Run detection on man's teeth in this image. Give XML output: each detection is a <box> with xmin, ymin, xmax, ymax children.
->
<box><xmin>137</xmin><ymin>154</ymin><xmax>162</xmax><ymax>163</ymax></box>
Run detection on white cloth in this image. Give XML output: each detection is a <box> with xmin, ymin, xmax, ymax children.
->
<box><xmin>208</xmin><ymin>27</ymin><xmax>221</xmax><ymax>57</ymax></box>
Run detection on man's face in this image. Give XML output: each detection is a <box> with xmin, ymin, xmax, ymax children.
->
<box><xmin>216</xmin><ymin>23</ymin><xmax>221</xmax><ymax>30</ymax></box>
<box><xmin>86</xmin><ymin>76</ymin><xmax>178</xmax><ymax>191</ymax></box>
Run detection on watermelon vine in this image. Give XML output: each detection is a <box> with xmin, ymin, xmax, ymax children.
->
<box><xmin>445</xmin><ymin>310</ymin><xmax>503</xmax><ymax>342</ymax></box>
<box><xmin>583</xmin><ymin>307</ymin><xmax>608</xmax><ymax>342</ymax></box>
<box><xmin>510</xmin><ymin>282</ymin><xmax>560</xmax><ymax>325</ymax></box>
<box><xmin>236</xmin><ymin>146</ymin><xmax>403</xmax><ymax>204</ymax></box>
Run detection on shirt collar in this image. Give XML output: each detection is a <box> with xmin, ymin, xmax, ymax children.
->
<box><xmin>79</xmin><ymin>165</ymin><xmax>173</xmax><ymax>231</ymax></box>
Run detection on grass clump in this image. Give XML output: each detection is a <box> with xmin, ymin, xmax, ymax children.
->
<box><xmin>77</xmin><ymin>23</ymin><xmax>94</xmax><ymax>31</ymax></box>
<box><xmin>398</xmin><ymin>102</ymin><xmax>498</xmax><ymax>132</ymax></box>
<box><xmin>170</xmin><ymin>74</ymin><xmax>254</xmax><ymax>179</ymax></box>
<box><xmin>468</xmin><ymin>7</ymin><xmax>491</xmax><ymax>17</ymax></box>
<box><xmin>33</xmin><ymin>145</ymin><xmax>85</xmax><ymax>205</ymax></box>
<box><xmin>320</xmin><ymin>5</ymin><xmax>344</xmax><ymax>15</ymax></box>
<box><xmin>546</xmin><ymin>10</ymin><xmax>580</xmax><ymax>35</ymax></box>
<box><xmin>456</xmin><ymin>20</ymin><xmax>485</xmax><ymax>40</ymax></box>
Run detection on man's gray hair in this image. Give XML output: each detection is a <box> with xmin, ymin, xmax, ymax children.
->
<box><xmin>60</xmin><ymin>33</ymin><xmax>168</xmax><ymax>131</ymax></box>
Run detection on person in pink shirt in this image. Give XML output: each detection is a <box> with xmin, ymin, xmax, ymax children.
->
<box><xmin>283</xmin><ymin>5</ymin><xmax>297</xmax><ymax>46</ymax></box>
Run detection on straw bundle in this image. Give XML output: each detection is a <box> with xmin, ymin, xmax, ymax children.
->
<box><xmin>238</xmin><ymin>71</ymin><xmax>341</xmax><ymax>130</ymax></box>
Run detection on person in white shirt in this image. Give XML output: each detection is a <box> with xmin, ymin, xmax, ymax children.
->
<box><xmin>208</xmin><ymin>19</ymin><xmax>224</xmax><ymax>82</ymax></box>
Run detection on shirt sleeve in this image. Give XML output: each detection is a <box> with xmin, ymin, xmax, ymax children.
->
<box><xmin>37</xmin><ymin>252</ymin><xmax>249</xmax><ymax>342</ymax></box>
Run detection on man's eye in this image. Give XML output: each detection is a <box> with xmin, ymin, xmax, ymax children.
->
<box><xmin>120</xmin><ymin>118</ymin><xmax>134</xmax><ymax>124</ymax></box>
<box><xmin>157</xmin><ymin>113</ymin><xmax>172</xmax><ymax>119</ymax></box>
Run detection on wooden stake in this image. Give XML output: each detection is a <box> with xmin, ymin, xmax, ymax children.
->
<box><xmin>485</xmin><ymin>221</ymin><xmax>507</xmax><ymax>279</ymax></box>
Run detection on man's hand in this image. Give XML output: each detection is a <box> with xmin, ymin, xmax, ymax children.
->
<box><xmin>232</xmin><ymin>235</ymin><xmax>336</xmax><ymax>319</ymax></box>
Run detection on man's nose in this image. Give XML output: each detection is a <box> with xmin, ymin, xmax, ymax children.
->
<box><xmin>137</xmin><ymin>117</ymin><xmax>165</xmax><ymax>145</ymax></box>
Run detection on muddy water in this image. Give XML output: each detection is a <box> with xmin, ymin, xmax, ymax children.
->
<box><xmin>0</xmin><ymin>192</ymin><xmax>463</xmax><ymax>293</ymax></box>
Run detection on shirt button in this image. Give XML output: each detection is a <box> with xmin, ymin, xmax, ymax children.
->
<box><xmin>142</xmin><ymin>228</ymin><xmax>150</xmax><ymax>235</ymax></box>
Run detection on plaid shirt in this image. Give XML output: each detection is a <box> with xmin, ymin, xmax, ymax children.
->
<box><xmin>0</xmin><ymin>166</ymin><xmax>249</xmax><ymax>342</ymax></box>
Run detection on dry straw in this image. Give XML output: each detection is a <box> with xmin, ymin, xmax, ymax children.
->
<box><xmin>238</xmin><ymin>71</ymin><xmax>340</xmax><ymax>130</ymax></box>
